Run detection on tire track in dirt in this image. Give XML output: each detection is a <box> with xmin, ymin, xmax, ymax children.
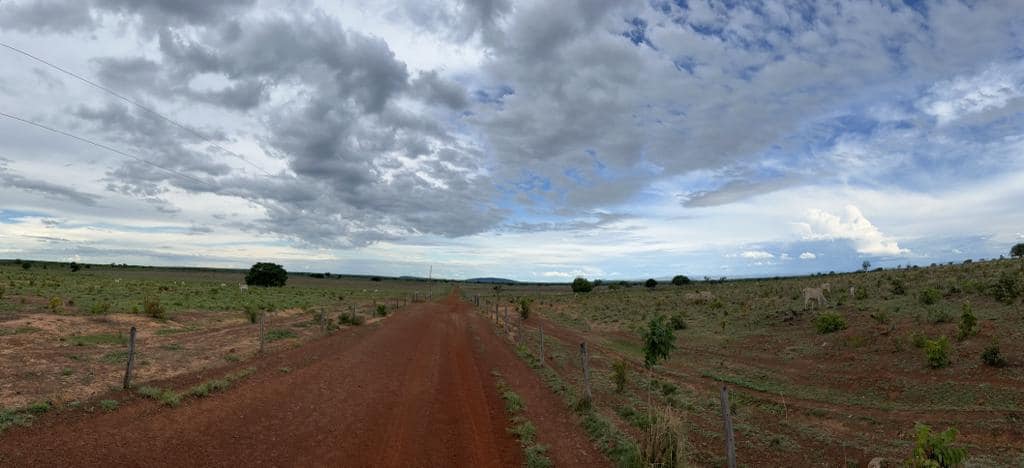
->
<box><xmin>0</xmin><ymin>294</ymin><xmax>538</xmax><ymax>467</ymax></box>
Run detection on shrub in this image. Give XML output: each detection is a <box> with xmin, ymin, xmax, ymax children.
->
<box><xmin>1011</xmin><ymin>242</ymin><xmax>1024</xmax><ymax>259</ymax></box>
<box><xmin>143</xmin><ymin>297</ymin><xmax>166</xmax><ymax>320</ymax></box>
<box><xmin>956</xmin><ymin>303</ymin><xmax>977</xmax><ymax>341</ymax></box>
<box><xmin>814</xmin><ymin>313</ymin><xmax>847</xmax><ymax>334</ymax></box>
<box><xmin>243</xmin><ymin>304</ymin><xmax>260</xmax><ymax>324</ymax></box>
<box><xmin>265</xmin><ymin>329</ymin><xmax>296</xmax><ymax>341</ymax></box>
<box><xmin>907</xmin><ymin>423</ymin><xmax>967</xmax><ymax>467</ymax></box>
<box><xmin>668</xmin><ymin>314</ymin><xmax>687</xmax><ymax>330</ymax></box>
<box><xmin>99</xmin><ymin>399</ymin><xmax>119</xmax><ymax>412</ymax></box>
<box><xmin>338</xmin><ymin>312</ymin><xmax>364</xmax><ymax>326</ymax></box>
<box><xmin>671</xmin><ymin>275</ymin><xmax>690</xmax><ymax>286</ymax></box>
<box><xmin>855</xmin><ymin>286</ymin><xmax>869</xmax><ymax>300</ymax></box>
<box><xmin>89</xmin><ymin>301</ymin><xmax>112</xmax><ymax>315</ymax></box>
<box><xmin>69</xmin><ymin>262</ymin><xmax>80</xmax><ymax>272</ymax></box>
<box><xmin>21</xmin><ymin>262</ymin><xmax>31</xmax><ymax>270</ymax></box>
<box><xmin>245</xmin><ymin>262</ymin><xmax>288</xmax><ymax>287</ymax></box>
<box><xmin>571</xmin><ymin>277</ymin><xmax>593</xmax><ymax>293</ymax></box>
<box><xmin>927</xmin><ymin>308</ymin><xmax>953</xmax><ymax>324</ymax></box>
<box><xmin>889</xmin><ymin>277</ymin><xmax>907</xmax><ymax>295</ymax></box>
<box><xmin>518</xmin><ymin>298</ymin><xmax>532</xmax><ymax>320</ymax></box>
<box><xmin>987</xmin><ymin>271</ymin><xmax>1021</xmax><ymax>305</ymax></box>
<box><xmin>981</xmin><ymin>343</ymin><xmax>1007</xmax><ymax>367</ymax></box>
<box><xmin>869</xmin><ymin>310</ymin><xmax>890</xmax><ymax>325</ymax></box>
<box><xmin>911</xmin><ymin>332</ymin><xmax>928</xmax><ymax>349</ymax></box>
<box><xmin>640</xmin><ymin>408</ymin><xmax>686</xmax><ymax>468</ymax></box>
<box><xmin>375</xmin><ymin>304</ymin><xmax>388</xmax><ymax>317</ymax></box>
<box><xmin>924</xmin><ymin>337</ymin><xmax>950</xmax><ymax>369</ymax></box>
<box><xmin>644</xmin><ymin>278</ymin><xmax>658</xmax><ymax>288</ymax></box>
<box><xmin>642</xmin><ymin>315</ymin><xmax>676</xmax><ymax>368</ymax></box>
<box><xmin>611</xmin><ymin>360</ymin><xmax>627</xmax><ymax>393</ymax></box>
<box><xmin>918</xmin><ymin>287</ymin><xmax>941</xmax><ymax>306</ymax></box>
<box><xmin>47</xmin><ymin>297</ymin><xmax>63</xmax><ymax>313</ymax></box>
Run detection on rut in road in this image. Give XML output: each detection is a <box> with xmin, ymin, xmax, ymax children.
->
<box><xmin>0</xmin><ymin>295</ymin><xmax>532</xmax><ymax>467</ymax></box>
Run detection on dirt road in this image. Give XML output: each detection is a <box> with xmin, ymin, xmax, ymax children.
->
<box><xmin>0</xmin><ymin>294</ymin><xmax>605</xmax><ymax>467</ymax></box>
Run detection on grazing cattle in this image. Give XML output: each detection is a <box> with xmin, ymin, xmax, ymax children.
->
<box><xmin>239</xmin><ymin>283</ymin><xmax>248</xmax><ymax>291</ymax></box>
<box><xmin>803</xmin><ymin>285</ymin><xmax>829</xmax><ymax>308</ymax></box>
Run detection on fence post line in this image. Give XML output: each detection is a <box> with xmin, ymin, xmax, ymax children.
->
<box><xmin>721</xmin><ymin>385</ymin><xmax>737</xmax><ymax>468</ymax></box>
<box><xmin>122</xmin><ymin>326</ymin><xmax>137</xmax><ymax>389</ymax></box>
<box><xmin>539</xmin><ymin>324</ymin><xmax>544</xmax><ymax>365</ymax></box>
<box><xmin>580</xmin><ymin>342</ymin><xmax>592</xmax><ymax>405</ymax></box>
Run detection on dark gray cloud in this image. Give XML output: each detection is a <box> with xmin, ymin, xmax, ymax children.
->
<box><xmin>411</xmin><ymin>71</ymin><xmax>469</xmax><ymax>109</ymax></box>
<box><xmin>682</xmin><ymin>176</ymin><xmax>804</xmax><ymax>208</ymax></box>
<box><xmin>0</xmin><ymin>0</ymin><xmax>94</xmax><ymax>33</ymax></box>
<box><xmin>94</xmin><ymin>0</ymin><xmax>256</xmax><ymax>26</ymax></box>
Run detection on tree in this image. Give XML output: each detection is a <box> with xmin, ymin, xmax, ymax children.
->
<box><xmin>245</xmin><ymin>262</ymin><xmax>288</xmax><ymax>287</ymax></box>
<box><xmin>1011</xmin><ymin>243</ymin><xmax>1024</xmax><ymax>259</ymax></box>
<box><xmin>862</xmin><ymin>260</ymin><xmax>871</xmax><ymax>272</ymax></box>
<box><xmin>21</xmin><ymin>262</ymin><xmax>31</xmax><ymax>270</ymax></box>
<box><xmin>645</xmin><ymin>278</ymin><xmax>657</xmax><ymax>288</ymax></box>
<box><xmin>70</xmin><ymin>262</ymin><xmax>80</xmax><ymax>272</ymax></box>
<box><xmin>671</xmin><ymin>275</ymin><xmax>690</xmax><ymax>286</ymax></box>
<box><xmin>642</xmin><ymin>315</ymin><xmax>676</xmax><ymax>368</ymax></box>
<box><xmin>517</xmin><ymin>297</ymin><xmax>531</xmax><ymax>320</ymax></box>
<box><xmin>571</xmin><ymin>277</ymin><xmax>593</xmax><ymax>293</ymax></box>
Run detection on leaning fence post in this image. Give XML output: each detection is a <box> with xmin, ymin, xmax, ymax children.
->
<box><xmin>721</xmin><ymin>385</ymin><xmax>737</xmax><ymax>468</ymax></box>
<box><xmin>122</xmin><ymin>326</ymin><xmax>137</xmax><ymax>389</ymax></box>
<box><xmin>580</xmin><ymin>342</ymin><xmax>592</xmax><ymax>405</ymax></box>
<box><xmin>259</xmin><ymin>312</ymin><xmax>266</xmax><ymax>354</ymax></box>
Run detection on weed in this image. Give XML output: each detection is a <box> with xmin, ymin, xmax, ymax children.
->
<box><xmin>502</xmin><ymin>389</ymin><xmax>525</xmax><ymax>413</ymax></box>
<box><xmin>924</xmin><ymin>337</ymin><xmax>951</xmax><ymax>369</ymax></box>
<box><xmin>265</xmin><ymin>329</ymin><xmax>297</xmax><ymax>341</ymax></box>
<box><xmin>137</xmin><ymin>386</ymin><xmax>180</xmax><ymax>407</ymax></box>
<box><xmin>279</xmin><ymin>366</ymin><xmax>291</xmax><ymax>373</ymax></box>
<box><xmin>814</xmin><ymin>313</ymin><xmax>846</xmax><ymax>334</ymax></box>
<box><xmin>100</xmin><ymin>399</ymin><xmax>119</xmax><ymax>412</ymax></box>
<box><xmin>101</xmin><ymin>350</ymin><xmax>129</xmax><ymax>364</ymax></box>
<box><xmin>27</xmin><ymin>401</ymin><xmax>51</xmax><ymax>414</ymax></box>
<box><xmin>338</xmin><ymin>312</ymin><xmax>364</xmax><ymax>326</ymax></box>
<box><xmin>518</xmin><ymin>297</ymin><xmax>532</xmax><ymax>320</ymax></box>
<box><xmin>0</xmin><ymin>407</ymin><xmax>34</xmax><ymax>433</ymax></box>
<box><xmin>891</xmin><ymin>277</ymin><xmax>907</xmax><ymax>295</ymax></box>
<box><xmin>612</xmin><ymin>359</ymin><xmax>628</xmax><ymax>393</ymax></box>
<box><xmin>243</xmin><ymin>304</ymin><xmax>261</xmax><ymax>324</ymax></box>
<box><xmin>143</xmin><ymin>297</ymin><xmax>167</xmax><ymax>320</ymax></box>
<box><xmin>906</xmin><ymin>423</ymin><xmax>967</xmax><ymax>467</ymax></box>
<box><xmin>524</xmin><ymin>444</ymin><xmax>553</xmax><ymax>468</ymax></box>
<box><xmin>188</xmin><ymin>379</ymin><xmax>230</xmax><ymax>397</ymax></box>
<box><xmin>911</xmin><ymin>332</ymin><xmax>928</xmax><ymax>349</ymax></box>
<box><xmin>957</xmin><ymin>303</ymin><xmax>977</xmax><ymax>341</ymax></box>
<box><xmin>981</xmin><ymin>343</ymin><xmax>1007</xmax><ymax>368</ymax></box>
<box><xmin>927</xmin><ymin>307</ymin><xmax>954</xmax><ymax>324</ymax></box>
<box><xmin>69</xmin><ymin>333</ymin><xmax>127</xmax><ymax>346</ymax></box>
<box><xmin>224</xmin><ymin>354</ymin><xmax>241</xmax><ymax>362</ymax></box>
<box><xmin>375</xmin><ymin>304</ymin><xmax>388</xmax><ymax>317</ymax></box>
<box><xmin>918</xmin><ymin>287</ymin><xmax>942</xmax><ymax>306</ymax></box>
<box><xmin>870</xmin><ymin>310</ymin><xmax>890</xmax><ymax>325</ymax></box>
<box><xmin>61</xmin><ymin>367</ymin><xmax>73</xmax><ymax>376</ymax></box>
<box><xmin>509</xmin><ymin>417</ymin><xmax>537</xmax><ymax>445</ymax></box>
<box><xmin>88</xmin><ymin>301</ymin><xmax>112</xmax><ymax>315</ymax></box>
<box><xmin>668</xmin><ymin>314</ymin><xmax>687</xmax><ymax>330</ymax></box>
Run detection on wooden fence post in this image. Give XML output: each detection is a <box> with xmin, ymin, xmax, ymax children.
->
<box><xmin>580</xmin><ymin>342</ymin><xmax>592</xmax><ymax>405</ymax></box>
<box><xmin>122</xmin><ymin>326</ymin><xmax>137</xmax><ymax>389</ymax></box>
<box><xmin>539</xmin><ymin>324</ymin><xmax>544</xmax><ymax>365</ymax></box>
<box><xmin>259</xmin><ymin>312</ymin><xmax>266</xmax><ymax>354</ymax></box>
<box><xmin>721</xmin><ymin>385</ymin><xmax>737</xmax><ymax>468</ymax></box>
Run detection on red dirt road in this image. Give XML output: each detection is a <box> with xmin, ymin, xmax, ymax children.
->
<box><xmin>0</xmin><ymin>294</ymin><xmax>605</xmax><ymax>467</ymax></box>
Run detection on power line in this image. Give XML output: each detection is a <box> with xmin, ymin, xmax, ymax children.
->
<box><xmin>0</xmin><ymin>41</ymin><xmax>274</xmax><ymax>177</ymax></box>
<box><xmin>0</xmin><ymin>110</ymin><xmax>215</xmax><ymax>190</ymax></box>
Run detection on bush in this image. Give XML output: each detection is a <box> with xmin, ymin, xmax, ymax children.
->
<box><xmin>855</xmin><ymin>286</ymin><xmax>869</xmax><ymax>300</ymax></box>
<box><xmin>89</xmin><ymin>301</ymin><xmax>112</xmax><ymax>315</ymax></box>
<box><xmin>338</xmin><ymin>312</ymin><xmax>364</xmax><ymax>326</ymax></box>
<box><xmin>518</xmin><ymin>298</ymin><xmax>532</xmax><ymax>320</ymax></box>
<box><xmin>245</xmin><ymin>262</ymin><xmax>288</xmax><ymax>287</ymax></box>
<box><xmin>644</xmin><ymin>278</ymin><xmax>658</xmax><ymax>288</ymax></box>
<box><xmin>814</xmin><ymin>313</ymin><xmax>846</xmax><ymax>334</ymax></box>
<box><xmin>671</xmin><ymin>275</ymin><xmax>690</xmax><ymax>286</ymax></box>
<box><xmin>571</xmin><ymin>277</ymin><xmax>593</xmax><ymax>293</ymax></box>
<box><xmin>927</xmin><ymin>308</ymin><xmax>953</xmax><ymax>324</ymax></box>
<box><xmin>956</xmin><ymin>303</ymin><xmax>977</xmax><ymax>341</ymax></box>
<box><xmin>375</xmin><ymin>304</ymin><xmax>388</xmax><ymax>317</ymax></box>
<box><xmin>911</xmin><ymin>332</ymin><xmax>928</xmax><ymax>349</ymax></box>
<box><xmin>611</xmin><ymin>360</ymin><xmax>627</xmax><ymax>393</ymax></box>
<box><xmin>243</xmin><ymin>304</ymin><xmax>261</xmax><ymax>324</ymax></box>
<box><xmin>907</xmin><ymin>423</ymin><xmax>967</xmax><ymax>467</ymax></box>
<box><xmin>143</xmin><ymin>297</ymin><xmax>166</xmax><ymax>320</ymax></box>
<box><xmin>981</xmin><ymin>343</ymin><xmax>1007</xmax><ymax>367</ymax></box>
<box><xmin>21</xmin><ymin>262</ymin><xmax>31</xmax><ymax>270</ymax></box>
<box><xmin>668</xmin><ymin>314</ymin><xmax>687</xmax><ymax>330</ymax></box>
<box><xmin>987</xmin><ymin>271</ymin><xmax>1021</xmax><ymax>305</ymax></box>
<box><xmin>918</xmin><ymin>287</ymin><xmax>941</xmax><ymax>306</ymax></box>
<box><xmin>642</xmin><ymin>315</ymin><xmax>676</xmax><ymax>368</ymax></box>
<box><xmin>1011</xmin><ymin>243</ymin><xmax>1024</xmax><ymax>259</ymax></box>
<box><xmin>924</xmin><ymin>336</ymin><xmax>950</xmax><ymax>369</ymax></box>
<box><xmin>265</xmin><ymin>329</ymin><xmax>297</xmax><ymax>341</ymax></box>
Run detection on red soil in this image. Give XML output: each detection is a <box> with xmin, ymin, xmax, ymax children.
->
<box><xmin>0</xmin><ymin>293</ymin><xmax>607</xmax><ymax>467</ymax></box>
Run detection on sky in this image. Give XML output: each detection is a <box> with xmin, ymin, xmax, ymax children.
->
<box><xmin>1</xmin><ymin>0</ymin><xmax>1023</xmax><ymax>281</ymax></box>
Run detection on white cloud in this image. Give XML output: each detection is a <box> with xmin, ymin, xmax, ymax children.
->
<box><xmin>799</xmin><ymin>252</ymin><xmax>816</xmax><ymax>260</ymax></box>
<box><xmin>739</xmin><ymin>250</ymin><xmax>774</xmax><ymax>260</ymax></box>
<box><xmin>919</xmin><ymin>62</ymin><xmax>1024</xmax><ymax>125</ymax></box>
<box><xmin>796</xmin><ymin>205</ymin><xmax>908</xmax><ymax>256</ymax></box>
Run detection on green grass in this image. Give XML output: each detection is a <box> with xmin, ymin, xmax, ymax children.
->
<box><xmin>0</xmin><ymin>326</ymin><xmax>41</xmax><ymax>336</ymax></box>
<box><xmin>0</xmin><ymin>407</ymin><xmax>35</xmax><ymax>433</ymax></box>
<box><xmin>101</xmin><ymin>350</ymin><xmax>130</xmax><ymax>364</ymax></box>
<box><xmin>188</xmin><ymin>379</ymin><xmax>231</xmax><ymax>397</ymax></box>
<box><xmin>68</xmin><ymin>333</ymin><xmax>127</xmax><ymax>346</ymax></box>
<box><xmin>494</xmin><ymin>375</ymin><xmax>554</xmax><ymax>468</ymax></box>
<box><xmin>136</xmin><ymin>386</ymin><xmax>181</xmax><ymax>407</ymax></box>
<box><xmin>100</xmin><ymin>399</ymin><xmax>119</xmax><ymax>412</ymax></box>
<box><xmin>265</xmin><ymin>329</ymin><xmax>297</xmax><ymax>341</ymax></box>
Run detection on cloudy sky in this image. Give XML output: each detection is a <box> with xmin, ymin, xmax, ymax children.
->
<box><xmin>1</xmin><ymin>0</ymin><xmax>1023</xmax><ymax>281</ymax></box>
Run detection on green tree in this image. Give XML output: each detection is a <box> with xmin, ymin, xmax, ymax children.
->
<box><xmin>907</xmin><ymin>423</ymin><xmax>967</xmax><ymax>467</ymax></box>
<box><xmin>671</xmin><ymin>275</ymin><xmax>690</xmax><ymax>286</ymax></box>
<box><xmin>642</xmin><ymin>315</ymin><xmax>676</xmax><ymax>368</ymax></box>
<box><xmin>862</xmin><ymin>260</ymin><xmax>871</xmax><ymax>272</ymax></box>
<box><xmin>644</xmin><ymin>278</ymin><xmax>657</xmax><ymax>288</ymax></box>
<box><xmin>1011</xmin><ymin>243</ymin><xmax>1024</xmax><ymax>259</ymax></box>
<box><xmin>245</xmin><ymin>262</ymin><xmax>288</xmax><ymax>287</ymax></box>
<box><xmin>571</xmin><ymin>277</ymin><xmax>593</xmax><ymax>293</ymax></box>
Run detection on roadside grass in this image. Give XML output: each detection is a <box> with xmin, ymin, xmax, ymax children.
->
<box><xmin>494</xmin><ymin>372</ymin><xmax>553</xmax><ymax>468</ymax></box>
<box><xmin>67</xmin><ymin>333</ymin><xmax>127</xmax><ymax>347</ymax></box>
<box><xmin>265</xmin><ymin>329</ymin><xmax>297</xmax><ymax>341</ymax></box>
<box><xmin>0</xmin><ymin>326</ymin><xmax>41</xmax><ymax>336</ymax></box>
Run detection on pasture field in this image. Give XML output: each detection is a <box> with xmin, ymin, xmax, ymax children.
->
<box><xmin>0</xmin><ymin>261</ymin><xmax>434</xmax><ymax>410</ymax></box>
<box><xmin>463</xmin><ymin>259</ymin><xmax>1024</xmax><ymax>466</ymax></box>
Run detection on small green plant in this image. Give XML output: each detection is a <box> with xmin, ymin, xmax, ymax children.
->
<box><xmin>612</xmin><ymin>360</ymin><xmax>628</xmax><ymax>393</ymax></box>
<box><xmin>927</xmin><ymin>308</ymin><xmax>954</xmax><ymax>324</ymax></box>
<box><xmin>243</xmin><ymin>304</ymin><xmax>260</xmax><ymax>324</ymax></box>
<box><xmin>668</xmin><ymin>314</ymin><xmax>687</xmax><ymax>330</ymax></box>
<box><xmin>924</xmin><ymin>336</ymin><xmax>951</xmax><ymax>369</ymax></box>
<box><xmin>27</xmin><ymin>401</ymin><xmax>51</xmax><ymax>414</ymax></box>
<box><xmin>100</xmin><ymin>399</ymin><xmax>119</xmax><ymax>412</ymax></box>
<box><xmin>814</xmin><ymin>313</ymin><xmax>847</xmax><ymax>334</ymax></box>
<box><xmin>47</xmin><ymin>296</ymin><xmax>63</xmax><ymax>313</ymax></box>
<box><xmin>518</xmin><ymin>297</ymin><xmax>532</xmax><ymax>320</ymax></box>
<box><xmin>188</xmin><ymin>379</ymin><xmax>230</xmax><ymax>397</ymax></box>
<box><xmin>981</xmin><ymin>343</ymin><xmax>1007</xmax><ymax>368</ymax></box>
<box><xmin>338</xmin><ymin>312</ymin><xmax>364</xmax><ymax>326</ymax></box>
<box><xmin>88</xmin><ymin>301</ymin><xmax>112</xmax><ymax>315</ymax></box>
<box><xmin>642</xmin><ymin>315</ymin><xmax>676</xmax><ymax>368</ymax></box>
<box><xmin>143</xmin><ymin>297</ymin><xmax>167</xmax><ymax>320</ymax></box>
<box><xmin>906</xmin><ymin>423</ymin><xmax>967</xmax><ymax>467</ymax></box>
<box><xmin>137</xmin><ymin>386</ymin><xmax>181</xmax><ymax>407</ymax></box>
<box><xmin>870</xmin><ymin>310</ymin><xmax>890</xmax><ymax>325</ymax></box>
<box><xmin>855</xmin><ymin>286</ymin><xmax>869</xmax><ymax>300</ymax></box>
<box><xmin>918</xmin><ymin>287</ymin><xmax>942</xmax><ymax>306</ymax></box>
<box><xmin>265</xmin><ymin>329</ymin><xmax>297</xmax><ymax>341</ymax></box>
<box><xmin>375</xmin><ymin>304</ymin><xmax>388</xmax><ymax>317</ymax></box>
<box><xmin>891</xmin><ymin>277</ymin><xmax>907</xmax><ymax>295</ymax></box>
<box><xmin>911</xmin><ymin>332</ymin><xmax>928</xmax><ymax>349</ymax></box>
<box><xmin>956</xmin><ymin>303</ymin><xmax>977</xmax><ymax>341</ymax></box>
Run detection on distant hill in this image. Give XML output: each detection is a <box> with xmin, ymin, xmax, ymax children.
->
<box><xmin>465</xmin><ymin>277</ymin><xmax>518</xmax><ymax>284</ymax></box>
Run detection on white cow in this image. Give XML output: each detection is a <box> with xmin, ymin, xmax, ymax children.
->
<box><xmin>239</xmin><ymin>283</ymin><xmax>248</xmax><ymax>291</ymax></box>
<box><xmin>803</xmin><ymin>283</ymin><xmax>831</xmax><ymax>308</ymax></box>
